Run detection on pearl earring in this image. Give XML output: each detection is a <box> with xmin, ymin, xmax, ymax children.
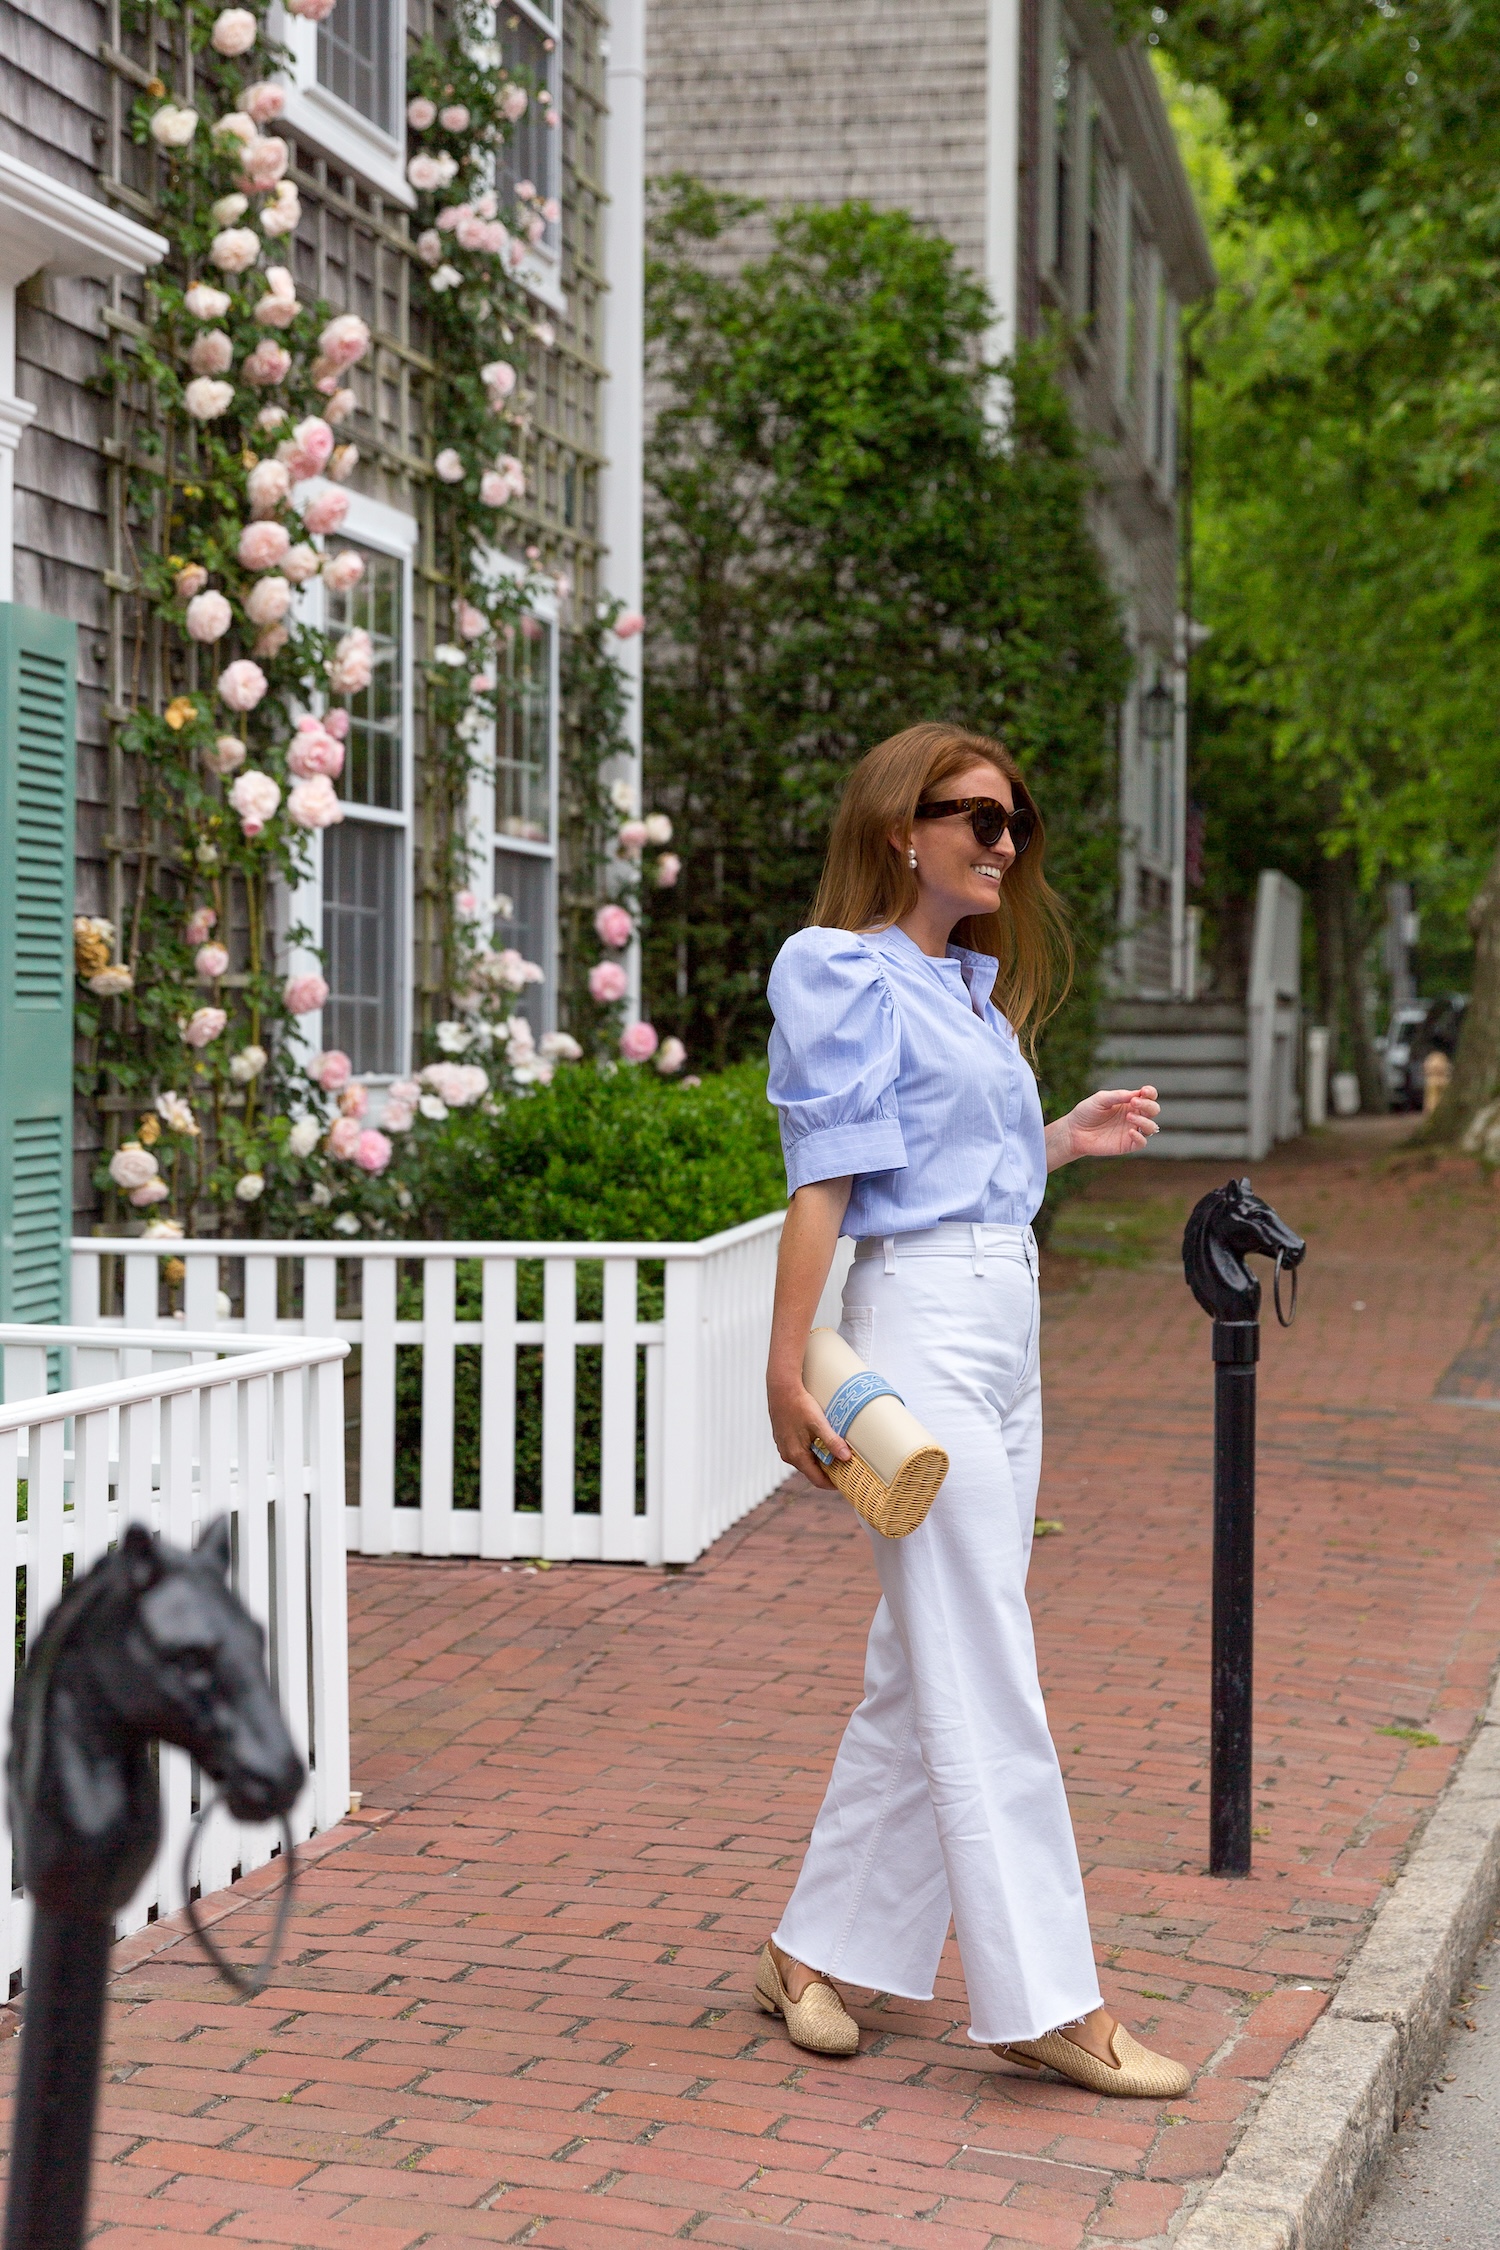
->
<box><xmin>907</xmin><ymin>846</ymin><xmax>918</xmax><ymax>872</ymax></box>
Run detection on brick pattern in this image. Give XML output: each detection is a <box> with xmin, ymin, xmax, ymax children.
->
<box><xmin>4</xmin><ymin>1126</ymin><xmax>1495</xmax><ymax>2248</ymax></box>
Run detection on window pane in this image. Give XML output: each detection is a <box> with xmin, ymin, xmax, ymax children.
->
<box><xmin>317</xmin><ymin>0</ymin><xmax>395</xmax><ymax>134</ymax></box>
<box><xmin>496</xmin><ymin>9</ymin><xmax>560</xmax><ymax>227</ymax></box>
<box><xmin>323</xmin><ymin>822</ymin><xmax>404</xmax><ymax>1074</ymax></box>
<box><xmin>328</xmin><ymin>545</ymin><xmax>403</xmax><ymax>811</ymax></box>
<box><xmin>494</xmin><ymin>847</ymin><xmax>554</xmax><ymax>1034</ymax></box>
<box><xmin>495</xmin><ymin>620</ymin><xmax>552</xmax><ymax>843</ymax></box>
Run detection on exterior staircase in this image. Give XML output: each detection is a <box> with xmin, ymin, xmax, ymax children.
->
<box><xmin>1093</xmin><ymin>998</ymin><xmax>1253</xmax><ymax>1160</ymax></box>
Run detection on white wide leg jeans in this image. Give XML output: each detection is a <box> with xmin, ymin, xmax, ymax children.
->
<box><xmin>774</xmin><ymin>1221</ymin><xmax>1102</xmax><ymax>2045</ymax></box>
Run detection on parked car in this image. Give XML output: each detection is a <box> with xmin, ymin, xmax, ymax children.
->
<box><xmin>1382</xmin><ymin>995</ymin><xmax>1468</xmax><ymax>1111</ymax></box>
<box><xmin>1378</xmin><ymin>1003</ymin><xmax>1432</xmax><ymax>1108</ymax></box>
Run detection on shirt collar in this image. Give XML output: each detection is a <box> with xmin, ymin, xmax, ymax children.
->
<box><xmin>866</xmin><ymin>925</ymin><xmax>1000</xmax><ymax>1016</ymax></box>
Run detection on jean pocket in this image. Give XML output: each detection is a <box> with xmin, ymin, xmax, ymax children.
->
<box><xmin>840</xmin><ymin>1303</ymin><xmax>876</xmax><ymax>1365</ymax></box>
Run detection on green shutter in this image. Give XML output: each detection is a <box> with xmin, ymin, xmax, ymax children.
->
<box><xmin>0</xmin><ymin>605</ymin><xmax>76</xmax><ymax>1325</ymax></box>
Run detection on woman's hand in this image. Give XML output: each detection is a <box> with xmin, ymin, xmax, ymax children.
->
<box><xmin>1046</xmin><ymin>1085</ymin><xmax>1160</xmax><ymax>1169</ymax></box>
<box><xmin>768</xmin><ymin>1378</ymin><xmax>851</xmax><ymax>1492</ymax></box>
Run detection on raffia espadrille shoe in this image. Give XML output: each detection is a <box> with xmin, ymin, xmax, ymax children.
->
<box><xmin>754</xmin><ymin>1943</ymin><xmax>860</xmax><ymax>2056</ymax></box>
<box><xmin>994</xmin><ymin>2020</ymin><xmax>1190</xmax><ymax>2099</ymax></box>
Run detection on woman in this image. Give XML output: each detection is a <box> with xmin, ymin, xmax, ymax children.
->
<box><xmin>754</xmin><ymin>722</ymin><xmax>1190</xmax><ymax>2100</ymax></box>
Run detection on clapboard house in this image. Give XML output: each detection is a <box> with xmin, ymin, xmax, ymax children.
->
<box><xmin>0</xmin><ymin>0</ymin><xmax>645</xmax><ymax>1297</ymax></box>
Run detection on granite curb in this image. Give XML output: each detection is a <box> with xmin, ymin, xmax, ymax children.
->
<box><xmin>1172</xmin><ymin>1670</ymin><xmax>1500</xmax><ymax>2250</ymax></box>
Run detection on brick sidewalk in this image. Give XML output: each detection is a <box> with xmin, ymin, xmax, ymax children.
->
<box><xmin>18</xmin><ymin>1129</ymin><xmax>1500</xmax><ymax>2248</ymax></box>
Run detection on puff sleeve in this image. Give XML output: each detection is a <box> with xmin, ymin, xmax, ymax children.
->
<box><xmin>766</xmin><ymin>929</ymin><xmax>906</xmax><ymax>1193</ymax></box>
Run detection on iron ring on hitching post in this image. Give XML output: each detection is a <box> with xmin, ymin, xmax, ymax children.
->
<box><xmin>181</xmin><ymin>1801</ymin><xmax>297</xmax><ymax>1997</ymax></box>
<box><xmin>1273</xmin><ymin>1247</ymin><xmax>1298</xmax><ymax>1328</ymax></box>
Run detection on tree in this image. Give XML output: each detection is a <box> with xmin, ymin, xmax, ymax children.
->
<box><xmin>640</xmin><ymin>185</ymin><xmax>1130</xmax><ymax>1114</ymax></box>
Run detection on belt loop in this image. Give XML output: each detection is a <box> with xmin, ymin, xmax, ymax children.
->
<box><xmin>971</xmin><ymin>1223</ymin><xmax>986</xmax><ymax>1277</ymax></box>
<box><xmin>883</xmin><ymin>1236</ymin><xmax>897</xmax><ymax>1275</ymax></box>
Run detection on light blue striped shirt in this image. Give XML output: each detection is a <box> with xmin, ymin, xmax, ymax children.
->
<box><xmin>766</xmin><ymin>924</ymin><xmax>1048</xmax><ymax>1237</ymax></box>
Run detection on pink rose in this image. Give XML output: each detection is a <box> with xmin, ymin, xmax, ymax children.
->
<box><xmin>316</xmin><ymin>313</ymin><xmax>371</xmax><ymax>371</ymax></box>
<box><xmin>259</xmin><ymin>183</ymin><xmax>301</xmax><ymax>239</ymax></box>
<box><xmin>655</xmin><ymin>852</ymin><xmax>682</xmax><ymax>888</ymax></box>
<box><xmin>614</xmin><ymin>610</ymin><xmax>645</xmax><ymax>640</ymax></box>
<box><xmin>287</xmin><ymin>774</ymin><xmax>344</xmax><ymax>828</ymax></box>
<box><xmin>229</xmin><ymin>768</ymin><xmax>281</xmax><ymax>837</ymax></box>
<box><xmin>184</xmin><ymin>377</ymin><xmax>235</xmax><ymax>422</ymax></box>
<box><xmin>285</xmin><ymin>0</ymin><xmax>337</xmax><ymax>17</ymax></box>
<box><xmin>456</xmin><ymin>599</ymin><xmax>487</xmax><ymax>641</ymax></box>
<box><xmin>217</xmin><ymin>659</ymin><xmax>268</xmax><ymax>712</ymax></box>
<box><xmin>185</xmin><ymin>906</ymin><xmax>217</xmax><ymax>944</ymax></box>
<box><xmin>328</xmin><ymin>627</ymin><xmax>373</xmax><ymax>694</ymax></box>
<box><xmin>242</xmin><ymin>338</ymin><xmax>291</xmax><ymax>387</ymax></box>
<box><xmin>326</xmin><ymin>1115</ymin><xmax>362</xmax><ymax>1160</ymax></box>
<box><xmin>338</xmin><ymin>1082</ymin><xmax>369</xmax><ymax>1119</ymax></box>
<box><xmin>617</xmin><ymin>820</ymin><xmax>647</xmax><ymax>856</ymax></box>
<box><xmin>238</xmin><ymin>520</ymin><xmax>290</xmax><ymax>572</ymax></box>
<box><xmin>283</xmin><ymin>542</ymin><xmax>321</xmax><ymax>583</ymax></box>
<box><xmin>130</xmin><ymin>1179</ymin><xmax>171</xmax><ymax>1208</ymax></box>
<box><xmin>247</xmin><ymin>459</ymin><xmax>291</xmax><ymax>517</ymax></box>
<box><xmin>594</xmin><ymin>903</ymin><xmax>633</xmax><ymax>949</ymax></box>
<box><xmin>383</xmin><ymin>1099</ymin><xmax>415</xmax><ymax>1133</ymax></box>
<box><xmin>313</xmin><ymin>1049</ymin><xmax>352</xmax><ymax>1090</ymax></box>
<box><xmin>239</xmin><ymin>135</ymin><xmax>288</xmax><ymax>191</ymax></box>
<box><xmin>620</xmin><ymin>1021</ymin><xmax>659</xmax><ymax>1064</ymax></box>
<box><xmin>407</xmin><ymin>96</ymin><xmax>437</xmax><ymax>129</ymax></box>
<box><xmin>417</xmin><ymin>227</ymin><xmax>442</xmax><ymax>266</ymax></box>
<box><xmin>189</xmin><ymin>329</ymin><xmax>233</xmax><ymax>378</ymax></box>
<box><xmin>238</xmin><ymin>81</ymin><xmax>286</xmax><ymax>125</ymax></box>
<box><xmin>244</xmin><ymin>575</ymin><xmax>291</xmax><ymax>626</ymax></box>
<box><xmin>326</xmin><ymin>444</ymin><xmax>358</xmax><ymax>484</ymax></box>
<box><xmin>253</xmin><ymin>279</ymin><xmax>299</xmax><ymax>329</ymax></box>
<box><xmin>208</xmin><ymin>227</ymin><xmax>260</xmax><ymax>274</ymax></box>
<box><xmin>279</xmin><ymin>415</ymin><xmax>334</xmax><ymax>481</ymax></box>
<box><xmin>175</xmin><ymin>562</ymin><xmax>208</xmax><ymax>601</ymax></box>
<box><xmin>184</xmin><ymin>283</ymin><xmax>230</xmax><ymax>321</ymax></box>
<box><xmin>439</xmin><ymin>104</ymin><xmax>470</xmax><ymax>131</ymax></box>
<box><xmin>253</xmin><ymin>623</ymin><xmax>289</xmax><ymax>660</ymax></box>
<box><xmin>183</xmin><ymin>1006</ymin><xmax>228</xmax><ymax>1048</ymax></box>
<box><xmin>520</xmin><ymin>615</ymin><xmax>544</xmax><ymax>642</ymax></box>
<box><xmin>301</xmin><ymin>487</ymin><xmax>350</xmax><ymax>537</ymax></box>
<box><xmin>542</xmin><ymin>198</ymin><xmax>561</xmax><ymax>225</ymax></box>
<box><xmin>418</xmin><ymin>1062</ymin><xmax>488</xmax><ymax>1107</ymax></box>
<box><xmin>321</xmin><ymin>549</ymin><xmax>364</xmax><ymax>593</ymax></box>
<box><xmin>194</xmin><ymin>943</ymin><xmax>230</xmax><ymax>980</ymax></box>
<box><xmin>502</xmin><ymin>86</ymin><xmax>528</xmax><ymax>121</ymax></box>
<box><xmin>407</xmin><ymin>154</ymin><xmax>443</xmax><ymax>192</ymax></box>
<box><xmin>355</xmin><ymin>1128</ymin><xmax>392</xmax><ymax>1174</ymax></box>
<box><xmin>285</xmin><ymin>973</ymin><xmax>329</xmax><ymax>1015</ymax></box>
<box><xmin>480</xmin><ymin>221</ymin><xmax>509</xmax><ymax>255</ymax></box>
<box><xmin>495</xmin><ymin>453</ymin><xmax>526</xmax><ymax>496</ymax></box>
<box><xmin>209</xmin><ymin>735</ymin><xmax>247</xmax><ymax>776</ymax></box>
<box><xmin>186</xmin><ymin>589</ymin><xmax>232</xmax><ymax>643</ymax></box>
<box><xmin>324</xmin><ymin>387</ymin><xmax>356</xmax><ymax>425</ymax></box>
<box><xmin>479</xmin><ymin>472</ymin><xmax>507</xmax><ymax>506</ymax></box>
<box><xmin>436</xmin><ymin>202</ymin><xmax>467</xmax><ymax>232</ymax></box>
<box><xmin>456</xmin><ymin>213</ymin><xmax>488</xmax><ymax>250</ymax></box>
<box><xmin>435</xmin><ymin>448</ymin><xmax>465</xmax><ymax>483</ymax></box>
<box><xmin>287</xmin><ymin>720</ymin><xmax>345</xmax><ymax>779</ymax></box>
<box><xmin>655</xmin><ymin>1037</ymin><xmax>687</xmax><ymax>1076</ymax></box>
<box><xmin>588</xmin><ymin>960</ymin><xmax>628</xmax><ymax>1004</ymax></box>
<box><xmin>324</xmin><ymin>707</ymin><xmax>350</xmax><ymax>739</ymax></box>
<box><xmin>210</xmin><ymin>9</ymin><xmax>257</xmax><ymax>57</ymax></box>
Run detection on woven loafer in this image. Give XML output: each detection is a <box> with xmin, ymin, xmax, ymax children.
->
<box><xmin>754</xmin><ymin>1943</ymin><xmax>860</xmax><ymax>2056</ymax></box>
<box><xmin>994</xmin><ymin>2022</ymin><xmax>1190</xmax><ymax>2099</ymax></box>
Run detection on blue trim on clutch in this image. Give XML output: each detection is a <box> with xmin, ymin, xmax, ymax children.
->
<box><xmin>824</xmin><ymin>1368</ymin><xmax>904</xmax><ymax>1438</ymax></box>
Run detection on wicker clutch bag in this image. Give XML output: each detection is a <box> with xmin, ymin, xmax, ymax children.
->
<box><xmin>803</xmin><ymin>1327</ymin><xmax>950</xmax><ymax>1538</ymax></box>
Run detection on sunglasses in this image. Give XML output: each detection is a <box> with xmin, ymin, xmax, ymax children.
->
<box><xmin>913</xmin><ymin>797</ymin><xmax>1036</xmax><ymax>856</ymax></box>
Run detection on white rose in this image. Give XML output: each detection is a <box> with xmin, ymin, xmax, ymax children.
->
<box><xmin>234</xmin><ymin>1172</ymin><xmax>266</xmax><ymax>1202</ymax></box>
<box><xmin>418</xmin><ymin>1094</ymin><xmax>449</xmax><ymax>1121</ymax></box>
<box><xmin>150</xmin><ymin>105</ymin><xmax>200</xmax><ymax>149</ymax></box>
<box><xmin>109</xmin><ymin>1142</ymin><xmax>160</xmax><ymax>1191</ymax></box>
<box><xmin>288</xmin><ymin>1117</ymin><xmax>320</xmax><ymax>1157</ymax></box>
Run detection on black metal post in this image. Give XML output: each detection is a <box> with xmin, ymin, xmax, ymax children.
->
<box><xmin>1210</xmin><ymin>1320</ymin><xmax>1258</xmax><ymax>1876</ymax></box>
<box><xmin>3</xmin><ymin>1912</ymin><xmax>112</xmax><ymax>2250</ymax></box>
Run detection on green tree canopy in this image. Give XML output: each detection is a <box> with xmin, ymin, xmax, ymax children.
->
<box><xmin>640</xmin><ymin>185</ymin><xmax>1129</xmax><ymax>1112</ymax></box>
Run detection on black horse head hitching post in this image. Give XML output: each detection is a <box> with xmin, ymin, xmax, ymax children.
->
<box><xmin>1183</xmin><ymin>1179</ymin><xmax>1307</xmax><ymax>1878</ymax></box>
<box><xmin>4</xmin><ymin>1520</ymin><xmax>305</xmax><ymax>2250</ymax></box>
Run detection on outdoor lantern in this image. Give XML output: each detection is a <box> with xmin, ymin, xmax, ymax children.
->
<box><xmin>1140</xmin><ymin>674</ymin><xmax>1175</xmax><ymax>743</ymax></box>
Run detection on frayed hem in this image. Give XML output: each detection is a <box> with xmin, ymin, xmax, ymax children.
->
<box><xmin>967</xmin><ymin>1994</ymin><xmax>1105</xmax><ymax>2047</ymax></box>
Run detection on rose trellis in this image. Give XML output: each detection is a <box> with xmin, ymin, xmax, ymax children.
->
<box><xmin>86</xmin><ymin>0</ymin><xmax>682</xmax><ymax>1248</ymax></box>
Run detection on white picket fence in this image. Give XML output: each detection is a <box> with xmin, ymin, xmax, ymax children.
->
<box><xmin>71</xmin><ymin>1214</ymin><xmax>827</xmax><ymax>1567</ymax></box>
<box><xmin>0</xmin><ymin>1323</ymin><xmax>350</xmax><ymax>1979</ymax></box>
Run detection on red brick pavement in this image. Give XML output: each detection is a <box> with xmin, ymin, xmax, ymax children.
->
<box><xmin>10</xmin><ymin>1126</ymin><xmax>1500</xmax><ymax>2248</ymax></box>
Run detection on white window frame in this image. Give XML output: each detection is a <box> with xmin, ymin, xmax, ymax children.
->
<box><xmin>284</xmin><ymin>486</ymin><xmax>418</xmax><ymax>1084</ymax></box>
<box><xmin>1113</xmin><ymin>181</ymin><xmax>1135</xmax><ymax>415</ymax></box>
<box><xmin>466</xmin><ymin>552</ymin><xmax>561</xmax><ymax>1031</ymax></box>
<box><xmin>268</xmin><ymin>0</ymin><xmax>414</xmax><ymax>210</ymax></box>
<box><xmin>491</xmin><ymin>0</ymin><xmax>566</xmax><ymax>315</ymax></box>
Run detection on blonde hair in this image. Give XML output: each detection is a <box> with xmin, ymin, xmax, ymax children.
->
<box><xmin>809</xmin><ymin>722</ymin><xmax>1073</xmax><ymax>1053</ymax></box>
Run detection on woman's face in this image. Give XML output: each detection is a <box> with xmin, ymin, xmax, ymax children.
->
<box><xmin>900</xmin><ymin>761</ymin><xmax>1020</xmax><ymax>922</ymax></box>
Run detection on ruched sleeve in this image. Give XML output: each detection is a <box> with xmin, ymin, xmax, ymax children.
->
<box><xmin>766</xmin><ymin>929</ymin><xmax>906</xmax><ymax>1193</ymax></box>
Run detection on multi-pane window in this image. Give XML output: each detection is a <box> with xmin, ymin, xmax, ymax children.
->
<box><xmin>317</xmin><ymin>0</ymin><xmax>397</xmax><ymax>136</ymax></box>
<box><xmin>322</xmin><ymin>544</ymin><xmax>408</xmax><ymax>1075</ymax></box>
<box><xmin>494</xmin><ymin>620</ymin><xmax>552</xmax><ymax>843</ymax></box>
<box><xmin>1151</xmin><ymin>279</ymin><xmax>1175</xmax><ymax>471</ymax></box>
<box><xmin>497</xmin><ymin>1</ymin><xmax>561</xmax><ymax>253</ymax></box>
<box><xmin>1052</xmin><ymin>45</ymin><xmax>1072</xmax><ymax>286</ymax></box>
<box><xmin>493</xmin><ymin>848</ymin><xmax>552</xmax><ymax>1032</ymax></box>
